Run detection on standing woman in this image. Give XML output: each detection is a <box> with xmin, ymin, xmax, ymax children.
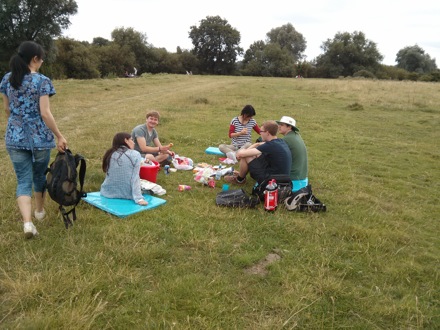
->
<box><xmin>1</xmin><ymin>41</ymin><xmax>67</xmax><ymax>239</ymax></box>
<box><xmin>100</xmin><ymin>132</ymin><xmax>148</xmax><ymax>206</ymax></box>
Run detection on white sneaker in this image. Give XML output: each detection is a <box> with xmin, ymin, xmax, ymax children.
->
<box><xmin>24</xmin><ymin>222</ymin><xmax>38</xmax><ymax>239</ymax></box>
<box><xmin>34</xmin><ymin>209</ymin><xmax>46</xmax><ymax>221</ymax></box>
<box><xmin>226</xmin><ymin>152</ymin><xmax>237</xmax><ymax>163</ymax></box>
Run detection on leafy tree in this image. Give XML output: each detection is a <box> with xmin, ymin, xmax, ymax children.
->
<box><xmin>92</xmin><ymin>43</ymin><xmax>136</xmax><ymax>77</ymax></box>
<box><xmin>147</xmin><ymin>48</ymin><xmax>198</xmax><ymax>74</ymax></box>
<box><xmin>111</xmin><ymin>27</ymin><xmax>153</xmax><ymax>74</ymax></box>
<box><xmin>52</xmin><ymin>38</ymin><xmax>99</xmax><ymax>79</ymax></box>
<box><xmin>266</xmin><ymin>23</ymin><xmax>306</xmax><ymax>61</ymax></box>
<box><xmin>148</xmin><ymin>47</ymin><xmax>174</xmax><ymax>74</ymax></box>
<box><xmin>264</xmin><ymin>43</ymin><xmax>295</xmax><ymax>77</ymax></box>
<box><xmin>92</xmin><ymin>37</ymin><xmax>110</xmax><ymax>47</ymax></box>
<box><xmin>189</xmin><ymin>15</ymin><xmax>243</xmax><ymax>75</ymax></box>
<box><xmin>395</xmin><ymin>45</ymin><xmax>437</xmax><ymax>73</ymax></box>
<box><xmin>315</xmin><ymin>31</ymin><xmax>383</xmax><ymax>78</ymax></box>
<box><xmin>294</xmin><ymin>60</ymin><xmax>313</xmax><ymax>78</ymax></box>
<box><xmin>241</xmin><ymin>41</ymin><xmax>295</xmax><ymax>77</ymax></box>
<box><xmin>177</xmin><ymin>50</ymin><xmax>199</xmax><ymax>74</ymax></box>
<box><xmin>0</xmin><ymin>0</ymin><xmax>78</xmax><ymax>73</ymax></box>
<box><xmin>241</xmin><ymin>41</ymin><xmax>267</xmax><ymax>76</ymax></box>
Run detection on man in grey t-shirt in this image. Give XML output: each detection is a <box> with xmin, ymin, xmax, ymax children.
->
<box><xmin>131</xmin><ymin>110</ymin><xmax>174</xmax><ymax>166</ymax></box>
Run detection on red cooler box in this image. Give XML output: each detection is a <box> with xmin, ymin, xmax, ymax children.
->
<box><xmin>139</xmin><ymin>160</ymin><xmax>160</xmax><ymax>183</ymax></box>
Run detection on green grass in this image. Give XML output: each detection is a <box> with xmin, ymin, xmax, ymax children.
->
<box><xmin>1</xmin><ymin>75</ymin><xmax>439</xmax><ymax>329</ymax></box>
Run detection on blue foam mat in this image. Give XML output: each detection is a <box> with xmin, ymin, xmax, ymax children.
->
<box><xmin>82</xmin><ymin>192</ymin><xmax>166</xmax><ymax>218</ymax></box>
<box><xmin>205</xmin><ymin>146</ymin><xmax>225</xmax><ymax>156</ymax></box>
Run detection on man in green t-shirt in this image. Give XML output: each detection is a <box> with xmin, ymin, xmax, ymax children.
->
<box><xmin>276</xmin><ymin>116</ymin><xmax>308</xmax><ymax>191</ymax></box>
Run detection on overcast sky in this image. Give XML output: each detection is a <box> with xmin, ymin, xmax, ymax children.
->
<box><xmin>63</xmin><ymin>0</ymin><xmax>439</xmax><ymax>66</ymax></box>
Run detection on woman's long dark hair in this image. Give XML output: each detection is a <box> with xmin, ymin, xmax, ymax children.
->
<box><xmin>102</xmin><ymin>132</ymin><xmax>132</xmax><ymax>172</ymax></box>
<box><xmin>9</xmin><ymin>41</ymin><xmax>45</xmax><ymax>89</ymax></box>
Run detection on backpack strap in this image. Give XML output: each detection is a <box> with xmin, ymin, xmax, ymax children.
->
<box><xmin>62</xmin><ymin>154</ymin><xmax>87</xmax><ymax>229</ymax></box>
<box><xmin>76</xmin><ymin>154</ymin><xmax>87</xmax><ymax>199</ymax></box>
<box><xmin>60</xmin><ymin>206</ymin><xmax>76</xmax><ymax>229</ymax></box>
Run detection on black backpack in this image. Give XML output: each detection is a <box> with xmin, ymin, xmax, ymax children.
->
<box><xmin>46</xmin><ymin>149</ymin><xmax>87</xmax><ymax>228</ymax></box>
<box><xmin>284</xmin><ymin>184</ymin><xmax>327</xmax><ymax>212</ymax></box>
<box><xmin>216</xmin><ymin>189</ymin><xmax>260</xmax><ymax>208</ymax></box>
<box><xmin>252</xmin><ymin>174</ymin><xmax>293</xmax><ymax>203</ymax></box>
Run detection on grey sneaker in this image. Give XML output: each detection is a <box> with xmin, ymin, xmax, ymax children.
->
<box><xmin>24</xmin><ymin>222</ymin><xmax>38</xmax><ymax>239</ymax></box>
<box><xmin>34</xmin><ymin>209</ymin><xmax>46</xmax><ymax>221</ymax></box>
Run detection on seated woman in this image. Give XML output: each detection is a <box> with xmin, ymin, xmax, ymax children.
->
<box><xmin>219</xmin><ymin>104</ymin><xmax>261</xmax><ymax>163</ymax></box>
<box><xmin>100</xmin><ymin>132</ymin><xmax>148</xmax><ymax>206</ymax></box>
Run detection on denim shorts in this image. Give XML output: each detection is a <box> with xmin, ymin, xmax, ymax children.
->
<box><xmin>7</xmin><ymin>148</ymin><xmax>51</xmax><ymax>197</ymax></box>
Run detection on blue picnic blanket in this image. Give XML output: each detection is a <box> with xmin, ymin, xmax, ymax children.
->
<box><xmin>82</xmin><ymin>192</ymin><xmax>166</xmax><ymax>218</ymax></box>
<box><xmin>205</xmin><ymin>147</ymin><xmax>225</xmax><ymax>156</ymax></box>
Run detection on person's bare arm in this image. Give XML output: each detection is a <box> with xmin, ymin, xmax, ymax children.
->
<box><xmin>39</xmin><ymin>95</ymin><xmax>67</xmax><ymax>152</ymax></box>
<box><xmin>153</xmin><ymin>137</ymin><xmax>174</xmax><ymax>155</ymax></box>
<box><xmin>248</xmin><ymin>142</ymin><xmax>264</xmax><ymax>149</ymax></box>
<box><xmin>136</xmin><ymin>136</ymin><xmax>160</xmax><ymax>154</ymax></box>
<box><xmin>236</xmin><ymin>147</ymin><xmax>261</xmax><ymax>160</ymax></box>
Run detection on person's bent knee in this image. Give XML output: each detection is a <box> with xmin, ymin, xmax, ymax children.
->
<box><xmin>145</xmin><ymin>154</ymin><xmax>155</xmax><ymax>161</ymax></box>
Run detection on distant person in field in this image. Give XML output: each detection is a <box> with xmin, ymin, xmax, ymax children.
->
<box><xmin>219</xmin><ymin>104</ymin><xmax>261</xmax><ymax>163</ymax></box>
<box><xmin>224</xmin><ymin>121</ymin><xmax>291</xmax><ymax>185</ymax></box>
<box><xmin>277</xmin><ymin>116</ymin><xmax>308</xmax><ymax>192</ymax></box>
<box><xmin>131</xmin><ymin>110</ymin><xmax>174</xmax><ymax>166</ymax></box>
<box><xmin>1</xmin><ymin>41</ymin><xmax>68</xmax><ymax>239</ymax></box>
<box><xmin>100</xmin><ymin>132</ymin><xmax>148</xmax><ymax>206</ymax></box>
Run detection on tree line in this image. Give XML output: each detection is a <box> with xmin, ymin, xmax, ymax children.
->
<box><xmin>1</xmin><ymin>1</ymin><xmax>438</xmax><ymax>82</ymax></box>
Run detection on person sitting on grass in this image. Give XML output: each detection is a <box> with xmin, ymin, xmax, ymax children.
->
<box><xmin>276</xmin><ymin>116</ymin><xmax>309</xmax><ymax>192</ymax></box>
<box><xmin>218</xmin><ymin>104</ymin><xmax>261</xmax><ymax>163</ymax></box>
<box><xmin>131</xmin><ymin>110</ymin><xmax>174</xmax><ymax>167</ymax></box>
<box><xmin>224</xmin><ymin>120</ymin><xmax>291</xmax><ymax>185</ymax></box>
<box><xmin>100</xmin><ymin>132</ymin><xmax>148</xmax><ymax>206</ymax></box>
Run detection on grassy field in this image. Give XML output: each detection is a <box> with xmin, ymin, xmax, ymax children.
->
<box><xmin>0</xmin><ymin>75</ymin><xmax>439</xmax><ymax>329</ymax></box>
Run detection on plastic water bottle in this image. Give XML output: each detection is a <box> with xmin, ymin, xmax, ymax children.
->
<box><xmin>215</xmin><ymin>165</ymin><xmax>222</xmax><ymax>180</ymax></box>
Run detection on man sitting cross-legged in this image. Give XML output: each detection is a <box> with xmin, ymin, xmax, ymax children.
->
<box><xmin>224</xmin><ymin>120</ymin><xmax>291</xmax><ymax>185</ymax></box>
<box><xmin>131</xmin><ymin>110</ymin><xmax>174</xmax><ymax>166</ymax></box>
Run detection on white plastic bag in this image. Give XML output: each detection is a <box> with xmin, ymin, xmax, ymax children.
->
<box><xmin>172</xmin><ymin>155</ymin><xmax>193</xmax><ymax>170</ymax></box>
<box><xmin>194</xmin><ymin>167</ymin><xmax>215</xmax><ymax>185</ymax></box>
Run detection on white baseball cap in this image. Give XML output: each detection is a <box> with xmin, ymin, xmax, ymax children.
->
<box><xmin>276</xmin><ymin>116</ymin><xmax>299</xmax><ymax>131</ymax></box>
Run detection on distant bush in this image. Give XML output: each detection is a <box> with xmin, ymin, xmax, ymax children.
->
<box><xmin>407</xmin><ymin>72</ymin><xmax>419</xmax><ymax>81</ymax></box>
<box><xmin>376</xmin><ymin>65</ymin><xmax>409</xmax><ymax>81</ymax></box>
<box><xmin>353</xmin><ymin>70</ymin><xmax>376</xmax><ymax>79</ymax></box>
<box><xmin>419</xmin><ymin>71</ymin><xmax>440</xmax><ymax>82</ymax></box>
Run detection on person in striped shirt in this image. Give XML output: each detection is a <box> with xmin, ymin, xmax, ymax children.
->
<box><xmin>219</xmin><ymin>105</ymin><xmax>261</xmax><ymax>163</ymax></box>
